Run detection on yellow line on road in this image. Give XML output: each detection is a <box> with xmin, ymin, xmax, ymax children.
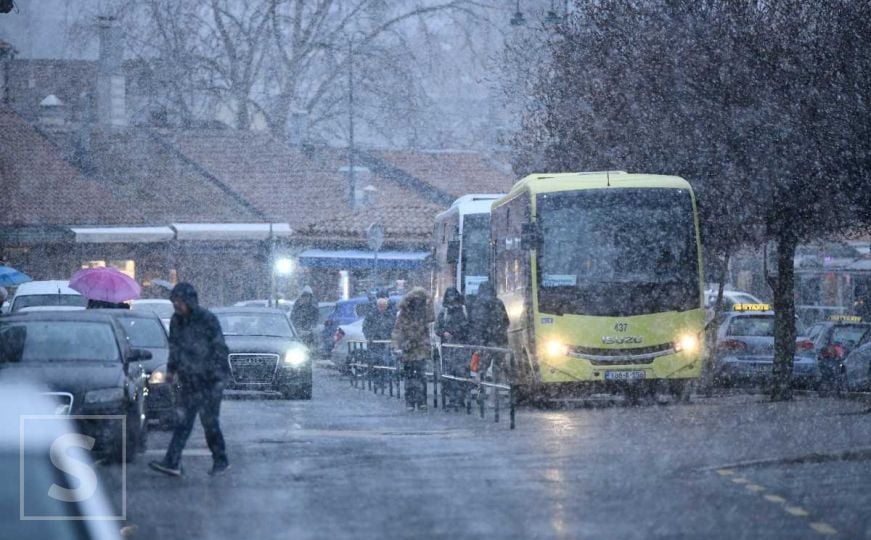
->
<box><xmin>809</xmin><ymin>522</ymin><xmax>838</xmax><ymax>536</ymax></box>
<box><xmin>785</xmin><ymin>506</ymin><xmax>810</xmax><ymax>517</ymax></box>
<box><xmin>764</xmin><ymin>494</ymin><xmax>786</xmax><ymax>504</ymax></box>
<box><xmin>745</xmin><ymin>484</ymin><xmax>765</xmax><ymax>493</ymax></box>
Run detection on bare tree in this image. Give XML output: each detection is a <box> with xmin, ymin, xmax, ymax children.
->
<box><xmin>83</xmin><ymin>0</ymin><xmax>496</xmax><ymax>145</ymax></box>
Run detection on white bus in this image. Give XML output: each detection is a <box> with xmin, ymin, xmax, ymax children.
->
<box><xmin>432</xmin><ymin>194</ymin><xmax>502</xmax><ymax>305</ymax></box>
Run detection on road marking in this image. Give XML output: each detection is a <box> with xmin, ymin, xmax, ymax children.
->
<box><xmin>785</xmin><ymin>506</ymin><xmax>809</xmax><ymax>517</ymax></box>
<box><xmin>809</xmin><ymin>522</ymin><xmax>838</xmax><ymax>536</ymax></box>
<box><xmin>745</xmin><ymin>484</ymin><xmax>765</xmax><ymax>493</ymax></box>
<box><xmin>764</xmin><ymin>494</ymin><xmax>786</xmax><ymax>504</ymax></box>
<box><xmin>716</xmin><ymin>469</ymin><xmax>735</xmax><ymax>476</ymax></box>
<box><xmin>730</xmin><ymin>477</ymin><xmax>750</xmax><ymax>484</ymax></box>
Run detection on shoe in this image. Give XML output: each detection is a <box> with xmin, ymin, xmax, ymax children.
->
<box><xmin>406</xmin><ymin>406</ymin><xmax>415</xmax><ymax>412</ymax></box>
<box><xmin>149</xmin><ymin>460</ymin><xmax>181</xmax><ymax>477</ymax></box>
<box><xmin>208</xmin><ymin>462</ymin><xmax>231</xmax><ymax>476</ymax></box>
<box><xmin>417</xmin><ymin>404</ymin><xmax>428</xmax><ymax>411</ymax></box>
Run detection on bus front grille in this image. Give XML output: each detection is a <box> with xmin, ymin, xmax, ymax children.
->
<box><xmin>569</xmin><ymin>343</ymin><xmax>675</xmax><ymax>365</ymax></box>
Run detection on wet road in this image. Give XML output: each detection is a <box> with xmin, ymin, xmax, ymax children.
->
<box><xmin>99</xmin><ymin>368</ymin><xmax>871</xmax><ymax>540</ymax></box>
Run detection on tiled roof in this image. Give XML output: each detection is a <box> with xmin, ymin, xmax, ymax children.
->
<box><xmin>85</xmin><ymin>128</ymin><xmax>265</xmax><ymax>223</ymax></box>
<box><xmin>163</xmin><ymin>131</ymin><xmax>426</xmax><ymax>229</ymax></box>
<box><xmin>5</xmin><ymin>60</ymin><xmax>97</xmax><ymax>122</ymax></box>
<box><xmin>297</xmin><ymin>202</ymin><xmax>444</xmax><ymax>245</ymax></box>
<box><xmin>368</xmin><ymin>149</ymin><xmax>515</xmax><ymax>199</ymax></box>
<box><xmin>0</xmin><ymin>107</ymin><xmax>141</xmax><ymax>226</ymax></box>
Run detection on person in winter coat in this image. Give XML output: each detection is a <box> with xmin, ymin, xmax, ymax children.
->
<box><xmin>467</xmin><ymin>281</ymin><xmax>509</xmax><ymax>380</ymax></box>
<box><xmin>392</xmin><ymin>287</ymin><xmax>434</xmax><ymax>411</ymax></box>
<box><xmin>363</xmin><ymin>294</ymin><xmax>397</xmax><ymax>365</ymax></box>
<box><xmin>149</xmin><ymin>282</ymin><xmax>230</xmax><ymax>477</ymax></box>
<box><xmin>291</xmin><ymin>286</ymin><xmax>320</xmax><ymax>347</ymax></box>
<box><xmin>435</xmin><ymin>287</ymin><xmax>468</xmax><ymax>408</ymax></box>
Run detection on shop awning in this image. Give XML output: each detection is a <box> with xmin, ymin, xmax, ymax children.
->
<box><xmin>172</xmin><ymin>223</ymin><xmax>292</xmax><ymax>241</ymax></box>
<box><xmin>70</xmin><ymin>227</ymin><xmax>175</xmax><ymax>244</ymax></box>
<box><xmin>298</xmin><ymin>249</ymin><xmax>430</xmax><ymax>270</ymax></box>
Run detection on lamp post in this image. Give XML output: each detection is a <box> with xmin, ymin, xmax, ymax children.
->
<box><xmin>347</xmin><ymin>38</ymin><xmax>356</xmax><ymax>206</ymax></box>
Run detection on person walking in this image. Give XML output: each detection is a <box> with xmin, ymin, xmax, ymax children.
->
<box><xmin>435</xmin><ymin>287</ymin><xmax>468</xmax><ymax>409</ymax></box>
<box><xmin>291</xmin><ymin>286</ymin><xmax>320</xmax><ymax>348</ymax></box>
<box><xmin>468</xmin><ymin>281</ymin><xmax>509</xmax><ymax>383</ymax></box>
<box><xmin>392</xmin><ymin>287</ymin><xmax>433</xmax><ymax>411</ymax></box>
<box><xmin>149</xmin><ymin>283</ymin><xmax>230</xmax><ymax>477</ymax></box>
<box><xmin>364</xmin><ymin>293</ymin><xmax>397</xmax><ymax>359</ymax></box>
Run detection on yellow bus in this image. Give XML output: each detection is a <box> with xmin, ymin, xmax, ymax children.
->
<box><xmin>490</xmin><ymin>171</ymin><xmax>705</xmax><ymax>398</ymax></box>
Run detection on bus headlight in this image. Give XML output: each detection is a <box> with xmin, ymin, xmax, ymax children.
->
<box><xmin>676</xmin><ymin>334</ymin><xmax>699</xmax><ymax>353</ymax></box>
<box><xmin>546</xmin><ymin>340</ymin><xmax>568</xmax><ymax>357</ymax></box>
<box><xmin>284</xmin><ymin>346</ymin><xmax>308</xmax><ymax>367</ymax></box>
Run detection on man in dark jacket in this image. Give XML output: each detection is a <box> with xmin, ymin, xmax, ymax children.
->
<box><xmin>363</xmin><ymin>293</ymin><xmax>397</xmax><ymax>369</ymax></box>
<box><xmin>149</xmin><ymin>282</ymin><xmax>230</xmax><ymax>477</ymax></box>
<box><xmin>468</xmin><ymin>282</ymin><xmax>509</xmax><ymax>381</ymax></box>
<box><xmin>291</xmin><ymin>286</ymin><xmax>320</xmax><ymax>347</ymax></box>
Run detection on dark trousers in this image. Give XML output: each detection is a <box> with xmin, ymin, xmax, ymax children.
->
<box><xmin>163</xmin><ymin>379</ymin><xmax>227</xmax><ymax>469</ymax></box>
<box><xmin>441</xmin><ymin>346</ymin><xmax>467</xmax><ymax>406</ymax></box>
<box><xmin>403</xmin><ymin>359</ymin><xmax>426</xmax><ymax>407</ymax></box>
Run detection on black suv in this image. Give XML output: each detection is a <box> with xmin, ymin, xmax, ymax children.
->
<box><xmin>0</xmin><ymin>311</ymin><xmax>150</xmax><ymax>462</ymax></box>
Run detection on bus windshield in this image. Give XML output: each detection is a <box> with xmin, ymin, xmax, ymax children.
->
<box><xmin>461</xmin><ymin>213</ymin><xmax>490</xmax><ymax>293</ymax></box>
<box><xmin>537</xmin><ymin>188</ymin><xmax>699</xmax><ymax>316</ymax></box>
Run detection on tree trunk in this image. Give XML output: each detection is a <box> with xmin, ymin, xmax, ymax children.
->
<box><xmin>770</xmin><ymin>233</ymin><xmax>797</xmax><ymax>401</ymax></box>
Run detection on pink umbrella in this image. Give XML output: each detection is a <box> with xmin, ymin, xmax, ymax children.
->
<box><xmin>70</xmin><ymin>267</ymin><xmax>141</xmax><ymax>303</ymax></box>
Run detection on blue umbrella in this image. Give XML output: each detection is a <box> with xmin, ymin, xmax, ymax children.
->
<box><xmin>0</xmin><ymin>265</ymin><xmax>32</xmax><ymax>287</ymax></box>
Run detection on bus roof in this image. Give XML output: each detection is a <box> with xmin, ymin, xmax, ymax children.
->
<box><xmin>498</xmin><ymin>171</ymin><xmax>692</xmax><ymax>201</ymax></box>
<box><xmin>437</xmin><ymin>194</ymin><xmax>503</xmax><ymax>220</ymax></box>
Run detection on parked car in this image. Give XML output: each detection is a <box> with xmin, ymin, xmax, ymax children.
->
<box><xmin>0</xmin><ymin>382</ymin><xmax>120</xmax><ymax>539</ymax></box>
<box><xmin>130</xmin><ymin>298</ymin><xmax>174</xmax><ymax>330</ymax></box>
<box><xmin>0</xmin><ymin>311</ymin><xmax>149</xmax><ymax>462</ymax></box>
<box><xmin>839</xmin><ymin>322</ymin><xmax>871</xmax><ymax>391</ymax></box>
<box><xmin>797</xmin><ymin>315</ymin><xmax>870</xmax><ymax>393</ymax></box>
<box><xmin>709</xmin><ymin>304</ymin><xmax>818</xmax><ymax>387</ymax></box>
<box><xmin>332</xmin><ymin>318</ymin><xmax>365</xmax><ymax>371</ymax></box>
<box><xmin>321</xmin><ymin>295</ymin><xmax>400</xmax><ymax>356</ymax></box>
<box><xmin>214</xmin><ymin>307</ymin><xmax>312</xmax><ymax>399</ymax></box>
<box><xmin>5</xmin><ymin>280</ymin><xmax>86</xmax><ymax>313</ymax></box>
<box><xmin>704</xmin><ymin>289</ymin><xmax>764</xmax><ymax>309</ymax></box>
<box><xmin>103</xmin><ymin>309</ymin><xmax>176</xmax><ymax>428</ymax></box>
<box><xmin>234</xmin><ymin>299</ymin><xmax>294</xmax><ymax>313</ymax></box>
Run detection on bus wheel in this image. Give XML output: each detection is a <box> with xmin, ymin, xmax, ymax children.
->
<box><xmin>668</xmin><ymin>380</ymin><xmax>692</xmax><ymax>403</ymax></box>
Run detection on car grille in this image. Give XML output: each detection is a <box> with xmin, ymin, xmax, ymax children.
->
<box><xmin>228</xmin><ymin>353</ymin><xmax>279</xmax><ymax>385</ymax></box>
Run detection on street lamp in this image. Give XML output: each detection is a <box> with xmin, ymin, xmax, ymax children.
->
<box><xmin>274</xmin><ymin>257</ymin><xmax>294</xmax><ymax>276</ymax></box>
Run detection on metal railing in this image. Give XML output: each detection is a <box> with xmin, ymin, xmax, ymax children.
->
<box><xmin>343</xmin><ymin>339</ymin><xmax>517</xmax><ymax>429</ymax></box>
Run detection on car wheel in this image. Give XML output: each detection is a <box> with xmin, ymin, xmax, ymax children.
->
<box><xmin>106</xmin><ymin>407</ymin><xmax>141</xmax><ymax>463</ymax></box>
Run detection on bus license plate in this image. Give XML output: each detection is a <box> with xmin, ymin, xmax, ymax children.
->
<box><xmin>605</xmin><ymin>370</ymin><xmax>646</xmax><ymax>381</ymax></box>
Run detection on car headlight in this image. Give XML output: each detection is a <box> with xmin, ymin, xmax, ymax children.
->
<box><xmin>284</xmin><ymin>346</ymin><xmax>308</xmax><ymax>367</ymax></box>
<box><xmin>675</xmin><ymin>334</ymin><xmax>700</xmax><ymax>353</ymax></box>
<box><xmin>148</xmin><ymin>367</ymin><xmax>166</xmax><ymax>385</ymax></box>
<box><xmin>85</xmin><ymin>387</ymin><xmax>125</xmax><ymax>404</ymax></box>
<box><xmin>546</xmin><ymin>340</ymin><xmax>568</xmax><ymax>357</ymax></box>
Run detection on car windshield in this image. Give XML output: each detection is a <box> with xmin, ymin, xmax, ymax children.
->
<box><xmin>131</xmin><ymin>301</ymin><xmax>174</xmax><ymax>319</ymax></box>
<box><xmin>118</xmin><ymin>317</ymin><xmax>167</xmax><ymax>348</ymax></box>
<box><xmin>727</xmin><ymin>316</ymin><xmax>775</xmax><ymax>337</ymax></box>
<box><xmin>217</xmin><ymin>313</ymin><xmax>294</xmax><ymax>338</ymax></box>
<box><xmin>0</xmin><ymin>321</ymin><xmax>120</xmax><ymax>362</ymax></box>
<box><xmin>11</xmin><ymin>294</ymin><xmax>86</xmax><ymax>312</ymax></box>
<box><xmin>537</xmin><ymin>188</ymin><xmax>699</xmax><ymax>316</ymax></box>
